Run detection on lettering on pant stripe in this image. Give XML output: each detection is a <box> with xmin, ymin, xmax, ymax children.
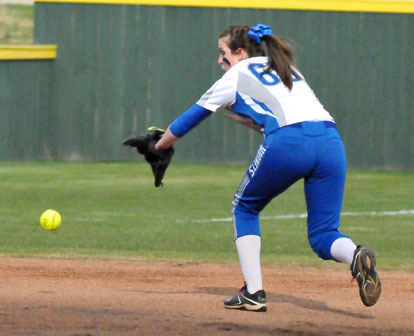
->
<box><xmin>249</xmin><ymin>145</ymin><xmax>267</xmax><ymax>178</ymax></box>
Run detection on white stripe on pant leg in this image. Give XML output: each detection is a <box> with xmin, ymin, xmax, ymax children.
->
<box><xmin>232</xmin><ymin>174</ymin><xmax>251</xmax><ymax>240</ymax></box>
<box><xmin>232</xmin><ymin>213</ymin><xmax>238</xmax><ymax>240</ymax></box>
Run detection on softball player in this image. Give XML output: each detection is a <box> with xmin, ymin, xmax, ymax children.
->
<box><xmin>156</xmin><ymin>24</ymin><xmax>381</xmax><ymax>311</ymax></box>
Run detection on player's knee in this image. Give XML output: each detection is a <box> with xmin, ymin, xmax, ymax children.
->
<box><xmin>232</xmin><ymin>206</ymin><xmax>260</xmax><ymax>239</ymax></box>
<box><xmin>308</xmin><ymin>230</ymin><xmax>347</xmax><ymax>260</ymax></box>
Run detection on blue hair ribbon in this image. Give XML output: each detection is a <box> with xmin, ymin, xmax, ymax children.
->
<box><xmin>248</xmin><ymin>24</ymin><xmax>273</xmax><ymax>44</ymax></box>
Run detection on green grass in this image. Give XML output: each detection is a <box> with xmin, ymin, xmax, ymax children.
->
<box><xmin>0</xmin><ymin>162</ymin><xmax>413</xmax><ymax>270</ymax></box>
<box><xmin>0</xmin><ymin>4</ymin><xmax>33</xmax><ymax>45</ymax></box>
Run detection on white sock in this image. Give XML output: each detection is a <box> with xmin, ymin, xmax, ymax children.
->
<box><xmin>330</xmin><ymin>237</ymin><xmax>357</xmax><ymax>264</ymax></box>
<box><xmin>235</xmin><ymin>235</ymin><xmax>262</xmax><ymax>294</ymax></box>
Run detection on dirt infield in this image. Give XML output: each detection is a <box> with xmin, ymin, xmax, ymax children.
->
<box><xmin>1</xmin><ymin>257</ymin><xmax>413</xmax><ymax>335</ymax></box>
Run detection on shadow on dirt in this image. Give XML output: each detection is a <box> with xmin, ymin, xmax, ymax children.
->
<box><xmin>199</xmin><ymin>287</ymin><xmax>373</xmax><ymax>319</ymax></box>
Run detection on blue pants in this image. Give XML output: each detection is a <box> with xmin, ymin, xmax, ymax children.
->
<box><xmin>232</xmin><ymin>121</ymin><xmax>349</xmax><ymax>260</ymax></box>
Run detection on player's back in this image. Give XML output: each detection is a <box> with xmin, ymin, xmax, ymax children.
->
<box><xmin>235</xmin><ymin>57</ymin><xmax>333</xmax><ymax>131</ymax></box>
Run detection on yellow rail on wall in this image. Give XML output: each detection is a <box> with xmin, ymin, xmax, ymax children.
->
<box><xmin>34</xmin><ymin>0</ymin><xmax>414</xmax><ymax>14</ymax></box>
<box><xmin>0</xmin><ymin>45</ymin><xmax>57</xmax><ymax>61</ymax></box>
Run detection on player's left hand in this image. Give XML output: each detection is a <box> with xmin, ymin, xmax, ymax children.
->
<box><xmin>123</xmin><ymin>127</ymin><xmax>174</xmax><ymax>187</ymax></box>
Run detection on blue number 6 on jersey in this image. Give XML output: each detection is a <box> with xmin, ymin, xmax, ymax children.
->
<box><xmin>248</xmin><ymin>63</ymin><xmax>280</xmax><ymax>86</ymax></box>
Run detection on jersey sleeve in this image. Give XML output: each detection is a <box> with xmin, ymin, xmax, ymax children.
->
<box><xmin>169</xmin><ymin>104</ymin><xmax>212</xmax><ymax>138</ymax></box>
<box><xmin>196</xmin><ymin>67</ymin><xmax>238</xmax><ymax>112</ymax></box>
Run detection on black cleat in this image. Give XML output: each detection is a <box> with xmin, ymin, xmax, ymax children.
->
<box><xmin>224</xmin><ymin>284</ymin><xmax>267</xmax><ymax>312</ymax></box>
<box><xmin>351</xmin><ymin>246</ymin><xmax>381</xmax><ymax>307</ymax></box>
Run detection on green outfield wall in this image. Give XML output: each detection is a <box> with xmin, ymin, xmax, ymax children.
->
<box><xmin>1</xmin><ymin>1</ymin><xmax>413</xmax><ymax>169</ymax></box>
<box><xmin>0</xmin><ymin>46</ymin><xmax>57</xmax><ymax>160</ymax></box>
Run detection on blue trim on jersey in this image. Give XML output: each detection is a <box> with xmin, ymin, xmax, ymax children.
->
<box><xmin>232</xmin><ymin>92</ymin><xmax>279</xmax><ymax>135</ymax></box>
<box><xmin>170</xmin><ymin>104</ymin><xmax>212</xmax><ymax>137</ymax></box>
<box><xmin>251</xmin><ymin>97</ymin><xmax>272</xmax><ymax>114</ymax></box>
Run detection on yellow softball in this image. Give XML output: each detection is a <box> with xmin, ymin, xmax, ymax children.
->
<box><xmin>40</xmin><ymin>209</ymin><xmax>62</xmax><ymax>231</ymax></box>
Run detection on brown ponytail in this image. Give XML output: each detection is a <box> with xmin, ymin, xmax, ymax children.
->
<box><xmin>219</xmin><ymin>25</ymin><xmax>299</xmax><ymax>90</ymax></box>
<box><xmin>262</xmin><ymin>35</ymin><xmax>299</xmax><ymax>90</ymax></box>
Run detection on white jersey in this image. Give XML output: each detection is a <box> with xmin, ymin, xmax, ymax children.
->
<box><xmin>196</xmin><ymin>56</ymin><xmax>333</xmax><ymax>136</ymax></box>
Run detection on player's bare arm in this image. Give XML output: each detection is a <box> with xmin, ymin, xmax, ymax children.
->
<box><xmin>224</xmin><ymin>113</ymin><xmax>263</xmax><ymax>134</ymax></box>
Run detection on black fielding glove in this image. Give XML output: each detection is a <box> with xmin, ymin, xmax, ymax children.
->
<box><xmin>123</xmin><ymin>127</ymin><xmax>174</xmax><ymax>187</ymax></box>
